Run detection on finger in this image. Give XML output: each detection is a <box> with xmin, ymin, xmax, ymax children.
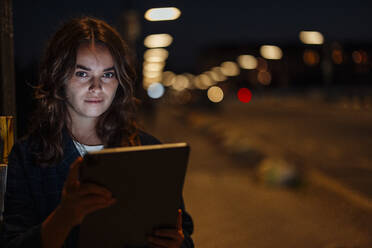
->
<box><xmin>78</xmin><ymin>183</ymin><xmax>112</xmax><ymax>198</ymax></box>
<box><xmin>177</xmin><ymin>209</ymin><xmax>183</xmax><ymax>233</ymax></box>
<box><xmin>79</xmin><ymin>195</ymin><xmax>116</xmax><ymax>207</ymax></box>
<box><xmin>66</xmin><ymin>157</ymin><xmax>83</xmax><ymax>187</ymax></box>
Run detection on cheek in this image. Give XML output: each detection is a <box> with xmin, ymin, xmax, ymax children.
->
<box><xmin>65</xmin><ymin>85</ymin><xmax>74</xmax><ymax>101</ymax></box>
<box><xmin>107</xmin><ymin>83</ymin><xmax>119</xmax><ymax>99</ymax></box>
<box><xmin>65</xmin><ymin>83</ymin><xmax>85</xmax><ymax>103</ymax></box>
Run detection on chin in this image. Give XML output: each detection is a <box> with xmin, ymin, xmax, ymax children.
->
<box><xmin>84</xmin><ymin>109</ymin><xmax>106</xmax><ymax>118</ymax></box>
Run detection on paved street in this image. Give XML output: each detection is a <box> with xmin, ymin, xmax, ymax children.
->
<box><xmin>186</xmin><ymin>96</ymin><xmax>372</xmax><ymax>203</ymax></box>
<box><xmin>141</xmin><ymin>96</ymin><xmax>372</xmax><ymax>248</ymax></box>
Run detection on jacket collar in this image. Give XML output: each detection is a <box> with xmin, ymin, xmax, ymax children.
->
<box><xmin>56</xmin><ymin>127</ymin><xmax>80</xmax><ymax>174</ymax></box>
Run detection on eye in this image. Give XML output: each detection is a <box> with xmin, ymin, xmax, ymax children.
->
<box><xmin>103</xmin><ymin>72</ymin><xmax>115</xmax><ymax>79</ymax></box>
<box><xmin>75</xmin><ymin>71</ymin><xmax>88</xmax><ymax>78</ymax></box>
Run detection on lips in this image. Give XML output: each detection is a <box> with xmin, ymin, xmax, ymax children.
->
<box><xmin>85</xmin><ymin>98</ymin><xmax>103</xmax><ymax>103</ymax></box>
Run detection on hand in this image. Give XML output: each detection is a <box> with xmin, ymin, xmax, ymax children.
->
<box><xmin>148</xmin><ymin>209</ymin><xmax>185</xmax><ymax>248</ymax></box>
<box><xmin>57</xmin><ymin>157</ymin><xmax>116</xmax><ymax>227</ymax></box>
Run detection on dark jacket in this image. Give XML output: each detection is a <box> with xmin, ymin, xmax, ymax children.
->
<box><xmin>0</xmin><ymin>130</ymin><xmax>194</xmax><ymax>248</ymax></box>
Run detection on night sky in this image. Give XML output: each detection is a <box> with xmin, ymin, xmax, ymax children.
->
<box><xmin>13</xmin><ymin>0</ymin><xmax>372</xmax><ymax>72</ymax></box>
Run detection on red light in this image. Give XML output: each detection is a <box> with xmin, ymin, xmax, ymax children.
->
<box><xmin>237</xmin><ymin>88</ymin><xmax>252</xmax><ymax>103</ymax></box>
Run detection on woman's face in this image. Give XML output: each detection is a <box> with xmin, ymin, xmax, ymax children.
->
<box><xmin>65</xmin><ymin>43</ymin><xmax>119</xmax><ymax>124</ymax></box>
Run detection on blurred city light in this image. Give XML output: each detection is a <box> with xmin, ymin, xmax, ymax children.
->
<box><xmin>352</xmin><ymin>51</ymin><xmax>363</xmax><ymax>64</ymax></box>
<box><xmin>144</xmin><ymin>48</ymin><xmax>169</xmax><ymax>62</ymax></box>
<box><xmin>147</xmin><ymin>82</ymin><xmax>165</xmax><ymax>99</ymax></box>
<box><xmin>332</xmin><ymin>49</ymin><xmax>343</xmax><ymax>64</ymax></box>
<box><xmin>211</xmin><ymin>67</ymin><xmax>227</xmax><ymax>81</ymax></box>
<box><xmin>144</xmin><ymin>7</ymin><xmax>181</xmax><ymax>21</ymax></box>
<box><xmin>193</xmin><ymin>76</ymin><xmax>203</xmax><ymax>89</ymax></box>
<box><xmin>256</xmin><ymin>58</ymin><xmax>268</xmax><ymax>71</ymax></box>
<box><xmin>257</xmin><ymin>71</ymin><xmax>272</xmax><ymax>85</ymax></box>
<box><xmin>207</xmin><ymin>86</ymin><xmax>224</xmax><ymax>103</ymax></box>
<box><xmin>237</xmin><ymin>55</ymin><xmax>258</xmax><ymax>69</ymax></box>
<box><xmin>220</xmin><ymin>61</ymin><xmax>240</xmax><ymax>76</ymax></box>
<box><xmin>303</xmin><ymin>49</ymin><xmax>320</xmax><ymax>66</ymax></box>
<box><xmin>183</xmin><ymin>73</ymin><xmax>196</xmax><ymax>88</ymax></box>
<box><xmin>144</xmin><ymin>33</ymin><xmax>173</xmax><ymax>48</ymax></box>
<box><xmin>205</xmin><ymin>71</ymin><xmax>219</xmax><ymax>85</ymax></box>
<box><xmin>143</xmin><ymin>75</ymin><xmax>162</xmax><ymax>88</ymax></box>
<box><xmin>172</xmin><ymin>75</ymin><xmax>190</xmax><ymax>91</ymax></box>
<box><xmin>237</xmin><ymin>88</ymin><xmax>252</xmax><ymax>103</ymax></box>
<box><xmin>162</xmin><ymin>71</ymin><xmax>176</xmax><ymax>86</ymax></box>
<box><xmin>362</xmin><ymin>51</ymin><xmax>368</xmax><ymax>63</ymax></box>
<box><xmin>143</xmin><ymin>61</ymin><xmax>165</xmax><ymax>72</ymax></box>
<box><xmin>194</xmin><ymin>74</ymin><xmax>210</xmax><ymax>90</ymax></box>
<box><xmin>299</xmin><ymin>31</ymin><xmax>324</xmax><ymax>45</ymax></box>
<box><xmin>143</xmin><ymin>70</ymin><xmax>162</xmax><ymax>78</ymax></box>
<box><xmin>200</xmin><ymin>73</ymin><xmax>214</xmax><ymax>87</ymax></box>
<box><xmin>260</xmin><ymin>45</ymin><xmax>283</xmax><ymax>60</ymax></box>
<box><xmin>352</xmin><ymin>50</ymin><xmax>368</xmax><ymax>64</ymax></box>
<box><xmin>142</xmin><ymin>81</ymin><xmax>150</xmax><ymax>90</ymax></box>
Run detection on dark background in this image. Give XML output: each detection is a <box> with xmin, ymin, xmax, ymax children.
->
<box><xmin>12</xmin><ymin>0</ymin><xmax>372</xmax><ymax>135</ymax></box>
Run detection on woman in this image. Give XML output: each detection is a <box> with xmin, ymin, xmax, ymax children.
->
<box><xmin>0</xmin><ymin>17</ymin><xmax>194</xmax><ymax>248</ymax></box>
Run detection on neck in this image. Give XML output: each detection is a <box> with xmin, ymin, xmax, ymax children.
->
<box><xmin>67</xmin><ymin>117</ymin><xmax>102</xmax><ymax>146</ymax></box>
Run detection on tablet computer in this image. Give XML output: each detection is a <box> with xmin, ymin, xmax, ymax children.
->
<box><xmin>78</xmin><ymin>142</ymin><xmax>190</xmax><ymax>248</ymax></box>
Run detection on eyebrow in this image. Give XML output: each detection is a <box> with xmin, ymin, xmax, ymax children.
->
<box><xmin>76</xmin><ymin>64</ymin><xmax>115</xmax><ymax>72</ymax></box>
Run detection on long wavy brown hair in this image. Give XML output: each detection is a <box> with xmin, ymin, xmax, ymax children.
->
<box><xmin>28</xmin><ymin>17</ymin><xmax>140</xmax><ymax>166</ymax></box>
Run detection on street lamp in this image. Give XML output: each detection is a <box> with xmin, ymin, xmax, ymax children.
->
<box><xmin>144</xmin><ymin>7</ymin><xmax>181</xmax><ymax>21</ymax></box>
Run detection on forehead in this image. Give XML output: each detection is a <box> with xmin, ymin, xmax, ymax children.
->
<box><xmin>75</xmin><ymin>43</ymin><xmax>114</xmax><ymax>67</ymax></box>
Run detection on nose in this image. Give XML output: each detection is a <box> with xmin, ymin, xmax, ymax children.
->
<box><xmin>88</xmin><ymin>76</ymin><xmax>102</xmax><ymax>92</ymax></box>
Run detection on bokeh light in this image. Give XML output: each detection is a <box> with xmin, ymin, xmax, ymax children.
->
<box><xmin>144</xmin><ymin>33</ymin><xmax>173</xmax><ymax>48</ymax></box>
<box><xmin>211</xmin><ymin>67</ymin><xmax>227</xmax><ymax>81</ymax></box>
<box><xmin>144</xmin><ymin>7</ymin><xmax>181</xmax><ymax>21</ymax></box>
<box><xmin>207</xmin><ymin>86</ymin><xmax>224</xmax><ymax>103</ymax></box>
<box><xmin>237</xmin><ymin>88</ymin><xmax>252</xmax><ymax>103</ymax></box>
<box><xmin>260</xmin><ymin>45</ymin><xmax>283</xmax><ymax>60</ymax></box>
<box><xmin>172</xmin><ymin>75</ymin><xmax>190</xmax><ymax>91</ymax></box>
<box><xmin>332</xmin><ymin>49</ymin><xmax>343</xmax><ymax>64</ymax></box>
<box><xmin>257</xmin><ymin>58</ymin><xmax>268</xmax><ymax>71</ymax></box>
<box><xmin>257</xmin><ymin>71</ymin><xmax>272</xmax><ymax>85</ymax></box>
<box><xmin>143</xmin><ymin>61</ymin><xmax>165</xmax><ymax>72</ymax></box>
<box><xmin>237</xmin><ymin>55</ymin><xmax>258</xmax><ymax>69</ymax></box>
<box><xmin>143</xmin><ymin>75</ymin><xmax>162</xmax><ymax>89</ymax></box>
<box><xmin>200</xmin><ymin>74</ymin><xmax>214</xmax><ymax>88</ymax></box>
<box><xmin>206</xmin><ymin>70</ymin><xmax>220</xmax><ymax>82</ymax></box>
<box><xmin>147</xmin><ymin>82</ymin><xmax>165</xmax><ymax>99</ymax></box>
<box><xmin>352</xmin><ymin>51</ymin><xmax>362</xmax><ymax>64</ymax></box>
<box><xmin>162</xmin><ymin>71</ymin><xmax>176</xmax><ymax>86</ymax></box>
<box><xmin>194</xmin><ymin>74</ymin><xmax>210</xmax><ymax>90</ymax></box>
<box><xmin>352</xmin><ymin>50</ymin><xmax>368</xmax><ymax>64</ymax></box>
<box><xmin>143</xmin><ymin>70</ymin><xmax>162</xmax><ymax>78</ymax></box>
<box><xmin>220</xmin><ymin>61</ymin><xmax>240</xmax><ymax>76</ymax></box>
<box><xmin>183</xmin><ymin>73</ymin><xmax>196</xmax><ymax>88</ymax></box>
<box><xmin>299</xmin><ymin>31</ymin><xmax>324</xmax><ymax>45</ymax></box>
<box><xmin>144</xmin><ymin>48</ymin><xmax>169</xmax><ymax>62</ymax></box>
<box><xmin>303</xmin><ymin>49</ymin><xmax>320</xmax><ymax>66</ymax></box>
